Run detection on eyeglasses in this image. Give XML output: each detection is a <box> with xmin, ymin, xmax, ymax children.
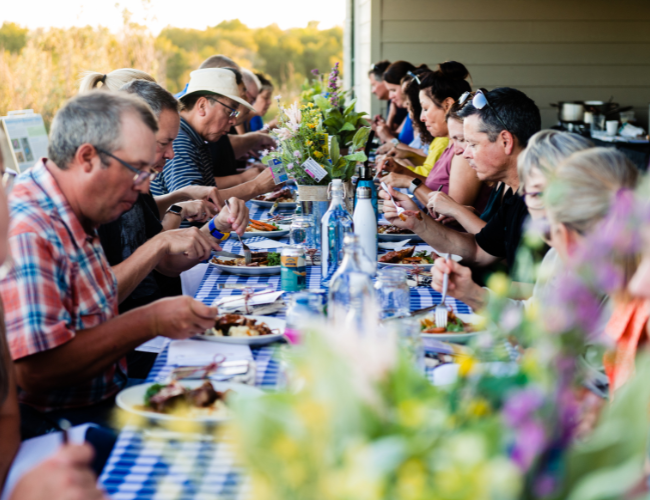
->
<box><xmin>406</xmin><ymin>71</ymin><xmax>421</xmax><ymax>85</ymax></box>
<box><xmin>458</xmin><ymin>89</ymin><xmax>510</xmax><ymax>133</ymax></box>
<box><xmin>95</xmin><ymin>147</ymin><xmax>157</xmax><ymax>186</ymax></box>
<box><xmin>207</xmin><ymin>97</ymin><xmax>240</xmax><ymax>118</ymax></box>
<box><xmin>522</xmin><ymin>190</ymin><xmax>544</xmax><ymax>210</ymax></box>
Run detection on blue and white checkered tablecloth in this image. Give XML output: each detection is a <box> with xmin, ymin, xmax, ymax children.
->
<box><xmin>99</xmin><ymin>200</ymin><xmax>473</xmax><ymax>499</ymax></box>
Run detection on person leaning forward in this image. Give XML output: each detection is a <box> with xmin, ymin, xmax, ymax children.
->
<box><xmin>0</xmin><ymin>91</ymin><xmax>219</xmax><ymax>431</ymax></box>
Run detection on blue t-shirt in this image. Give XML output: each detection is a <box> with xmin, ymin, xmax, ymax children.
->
<box><xmin>249</xmin><ymin>115</ymin><xmax>264</xmax><ymax>132</ymax></box>
<box><xmin>398</xmin><ymin>115</ymin><xmax>414</xmax><ymax>145</ymax></box>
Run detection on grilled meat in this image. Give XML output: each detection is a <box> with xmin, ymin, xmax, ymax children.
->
<box><xmin>379</xmin><ymin>246</ymin><xmax>415</xmax><ymax>263</ymax></box>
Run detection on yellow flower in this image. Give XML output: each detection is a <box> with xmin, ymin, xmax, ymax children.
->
<box><xmin>313</xmin><ymin>151</ymin><xmax>323</xmax><ymax>158</ymax></box>
<box><xmin>457</xmin><ymin>354</ymin><xmax>476</xmax><ymax>377</ymax></box>
<box><xmin>396</xmin><ymin>459</ymin><xmax>427</xmax><ymax>500</ymax></box>
<box><xmin>397</xmin><ymin>400</ymin><xmax>426</xmax><ymax>427</ymax></box>
<box><xmin>487</xmin><ymin>273</ymin><xmax>510</xmax><ymax>298</ymax></box>
<box><xmin>466</xmin><ymin>398</ymin><xmax>491</xmax><ymax>417</ymax></box>
<box><xmin>308</xmin><ymin>123</ymin><xmax>315</xmax><ymax>129</ymax></box>
<box><xmin>308</xmin><ymin>102</ymin><xmax>314</xmax><ymax>107</ymax></box>
<box><xmin>306</xmin><ymin>140</ymin><xmax>313</xmax><ymax>146</ymax></box>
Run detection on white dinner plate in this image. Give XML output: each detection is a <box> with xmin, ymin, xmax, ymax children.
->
<box><xmin>195</xmin><ymin>315</ymin><xmax>286</xmax><ymax>345</ymax></box>
<box><xmin>419</xmin><ymin>313</ymin><xmax>482</xmax><ymax>344</ymax></box>
<box><xmin>250</xmin><ymin>200</ymin><xmax>298</xmax><ymax>209</ymax></box>
<box><xmin>378</xmin><ymin>254</ymin><xmax>461</xmax><ymax>269</ymax></box>
<box><xmin>377</xmin><ymin>232</ymin><xmax>424</xmax><ymax>242</ymax></box>
<box><xmin>209</xmin><ymin>257</ymin><xmax>281</xmax><ymax>276</ymax></box>
<box><xmin>116</xmin><ymin>381</ymin><xmax>263</xmax><ymax>424</ymax></box>
<box><xmin>241</xmin><ymin>225</ymin><xmax>290</xmax><ymax>239</ymax></box>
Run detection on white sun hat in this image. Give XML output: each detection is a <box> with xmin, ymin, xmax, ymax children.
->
<box><xmin>182</xmin><ymin>68</ymin><xmax>255</xmax><ymax>111</ymax></box>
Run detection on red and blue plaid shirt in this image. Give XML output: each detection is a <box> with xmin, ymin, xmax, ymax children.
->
<box><xmin>1</xmin><ymin>159</ymin><xmax>126</xmax><ymax>411</ymax></box>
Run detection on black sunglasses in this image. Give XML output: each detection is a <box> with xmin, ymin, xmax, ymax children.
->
<box><xmin>458</xmin><ymin>89</ymin><xmax>510</xmax><ymax>133</ymax></box>
<box><xmin>95</xmin><ymin>147</ymin><xmax>157</xmax><ymax>186</ymax></box>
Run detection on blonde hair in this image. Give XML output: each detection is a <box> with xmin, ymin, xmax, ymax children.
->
<box><xmin>517</xmin><ymin>130</ymin><xmax>593</xmax><ymax>193</ymax></box>
<box><xmin>547</xmin><ymin>147</ymin><xmax>638</xmax><ymax>235</ymax></box>
<box><xmin>78</xmin><ymin>68</ymin><xmax>155</xmax><ymax>93</ymax></box>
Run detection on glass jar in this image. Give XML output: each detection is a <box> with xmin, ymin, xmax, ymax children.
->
<box><xmin>374</xmin><ymin>267</ymin><xmax>411</xmax><ymax>320</ymax></box>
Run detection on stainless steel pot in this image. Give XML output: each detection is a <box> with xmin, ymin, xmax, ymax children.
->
<box><xmin>551</xmin><ymin>102</ymin><xmax>585</xmax><ymax>123</ymax></box>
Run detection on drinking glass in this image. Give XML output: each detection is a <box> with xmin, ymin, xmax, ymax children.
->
<box><xmin>290</xmin><ymin>214</ymin><xmax>316</xmax><ymax>249</ymax></box>
<box><xmin>374</xmin><ymin>267</ymin><xmax>410</xmax><ymax>319</ymax></box>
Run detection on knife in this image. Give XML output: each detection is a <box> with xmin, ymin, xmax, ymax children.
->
<box><xmin>217</xmin><ymin>283</ymin><xmax>272</xmax><ymax>290</ymax></box>
<box><xmin>212</xmin><ymin>250</ymin><xmax>244</xmax><ymax>259</ymax></box>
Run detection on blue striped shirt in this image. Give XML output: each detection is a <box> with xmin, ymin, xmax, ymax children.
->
<box><xmin>150</xmin><ymin>118</ymin><xmax>215</xmax><ymax>197</ymax></box>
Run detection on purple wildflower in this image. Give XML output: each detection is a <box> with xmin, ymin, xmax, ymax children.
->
<box><xmin>293</xmin><ymin>150</ymin><xmax>302</xmax><ymax>159</ymax></box>
<box><xmin>328</xmin><ymin>62</ymin><xmax>340</xmax><ymax>107</ymax></box>
<box><xmin>511</xmin><ymin>420</ymin><xmax>546</xmax><ymax>471</ymax></box>
<box><xmin>311</xmin><ymin>69</ymin><xmax>319</xmax><ymax>76</ymax></box>
<box><xmin>502</xmin><ymin>388</ymin><xmax>544</xmax><ymax>427</ymax></box>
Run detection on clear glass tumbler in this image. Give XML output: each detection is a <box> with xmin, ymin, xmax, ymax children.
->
<box><xmin>290</xmin><ymin>214</ymin><xmax>316</xmax><ymax>250</ymax></box>
<box><xmin>374</xmin><ymin>267</ymin><xmax>411</xmax><ymax>320</ymax></box>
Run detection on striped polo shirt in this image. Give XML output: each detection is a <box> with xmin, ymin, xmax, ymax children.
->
<box><xmin>150</xmin><ymin>117</ymin><xmax>215</xmax><ymax>197</ymax></box>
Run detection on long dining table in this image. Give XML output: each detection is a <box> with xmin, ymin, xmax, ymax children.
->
<box><xmin>98</xmin><ymin>200</ymin><xmax>472</xmax><ymax>500</ymax></box>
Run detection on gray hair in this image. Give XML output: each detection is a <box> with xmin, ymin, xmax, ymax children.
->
<box><xmin>120</xmin><ymin>79</ymin><xmax>180</xmax><ymax>118</ymax></box>
<box><xmin>199</xmin><ymin>55</ymin><xmax>238</xmax><ymax>70</ymax></box>
<box><xmin>48</xmin><ymin>91</ymin><xmax>158</xmax><ymax>170</ymax></box>
<box><xmin>546</xmin><ymin>147</ymin><xmax>638</xmax><ymax>235</ymax></box>
<box><xmin>78</xmin><ymin>68</ymin><xmax>155</xmax><ymax>93</ymax></box>
<box><xmin>517</xmin><ymin>130</ymin><xmax>593</xmax><ymax>193</ymax></box>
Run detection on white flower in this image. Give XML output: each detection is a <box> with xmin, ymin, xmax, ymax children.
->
<box><xmin>285</xmin><ymin>102</ymin><xmax>302</xmax><ymax>128</ymax></box>
<box><xmin>286</xmin><ymin>163</ymin><xmax>294</xmax><ymax>170</ymax></box>
<box><xmin>275</xmin><ymin>127</ymin><xmax>295</xmax><ymax>141</ymax></box>
<box><xmin>260</xmin><ymin>149</ymin><xmax>270</xmax><ymax>157</ymax></box>
<box><xmin>274</xmin><ymin>95</ymin><xmax>282</xmax><ymax>101</ymax></box>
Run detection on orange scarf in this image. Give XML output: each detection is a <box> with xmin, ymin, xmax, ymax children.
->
<box><xmin>603</xmin><ymin>298</ymin><xmax>650</xmax><ymax>393</ymax></box>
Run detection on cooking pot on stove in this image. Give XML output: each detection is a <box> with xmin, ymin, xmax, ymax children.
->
<box><xmin>551</xmin><ymin>101</ymin><xmax>585</xmax><ymax>123</ymax></box>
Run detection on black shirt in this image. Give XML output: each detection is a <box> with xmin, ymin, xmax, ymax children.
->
<box><xmin>474</xmin><ymin>189</ymin><xmax>529</xmax><ymax>274</ymax></box>
<box><xmin>480</xmin><ymin>182</ymin><xmax>506</xmax><ymax>222</ymax></box>
<box><xmin>98</xmin><ymin>192</ymin><xmax>181</xmax><ymax>313</ymax></box>
<box><xmin>208</xmin><ymin>134</ymin><xmax>239</xmax><ymax>178</ymax></box>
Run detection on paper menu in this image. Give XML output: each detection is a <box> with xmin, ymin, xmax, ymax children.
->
<box><xmin>1</xmin><ymin>110</ymin><xmax>48</xmax><ymax>173</ymax></box>
<box><xmin>168</xmin><ymin>340</ymin><xmax>253</xmax><ymax>367</ymax></box>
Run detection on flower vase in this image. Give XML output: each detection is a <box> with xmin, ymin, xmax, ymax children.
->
<box><xmin>297</xmin><ymin>184</ymin><xmax>330</xmax><ymax>251</ymax></box>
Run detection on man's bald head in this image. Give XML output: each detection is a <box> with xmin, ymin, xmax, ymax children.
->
<box><xmin>199</xmin><ymin>55</ymin><xmax>239</xmax><ymax>70</ymax></box>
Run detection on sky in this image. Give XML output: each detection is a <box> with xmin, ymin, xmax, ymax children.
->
<box><xmin>1</xmin><ymin>0</ymin><xmax>346</xmax><ymax>33</ymax></box>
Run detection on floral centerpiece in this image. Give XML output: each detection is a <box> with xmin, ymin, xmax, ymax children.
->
<box><xmin>263</xmin><ymin>62</ymin><xmax>371</xmax><ymax>186</ymax></box>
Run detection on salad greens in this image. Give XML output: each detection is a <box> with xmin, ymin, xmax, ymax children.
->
<box><xmin>414</xmin><ymin>250</ymin><xmax>435</xmax><ymax>264</ymax></box>
<box><xmin>267</xmin><ymin>252</ymin><xmax>281</xmax><ymax>266</ymax></box>
<box><xmin>144</xmin><ymin>383</ymin><xmax>164</xmax><ymax>405</ymax></box>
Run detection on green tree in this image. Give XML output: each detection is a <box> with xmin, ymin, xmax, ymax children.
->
<box><xmin>0</xmin><ymin>22</ymin><xmax>28</xmax><ymax>54</ymax></box>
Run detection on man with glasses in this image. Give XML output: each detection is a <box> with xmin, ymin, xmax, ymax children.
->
<box><xmin>0</xmin><ymin>92</ymin><xmax>221</xmax><ymax>434</ymax></box>
<box><xmin>151</xmin><ymin>68</ymin><xmax>277</xmax><ymax>213</ymax></box>
<box><xmin>382</xmin><ymin>87</ymin><xmax>541</xmax><ymax>275</ymax></box>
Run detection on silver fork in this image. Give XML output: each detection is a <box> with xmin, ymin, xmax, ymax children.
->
<box><xmin>435</xmin><ymin>253</ymin><xmax>450</xmax><ymax>329</ymax></box>
<box><xmin>224</xmin><ymin>200</ymin><xmax>251</xmax><ymax>264</ymax></box>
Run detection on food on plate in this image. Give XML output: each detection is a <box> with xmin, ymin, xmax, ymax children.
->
<box><xmin>378</xmin><ymin>225</ymin><xmax>414</xmax><ymax>235</ymax></box>
<box><xmin>143</xmin><ymin>380</ymin><xmax>231</xmax><ymax>416</ymax></box>
<box><xmin>255</xmin><ymin>187</ymin><xmax>296</xmax><ymax>203</ymax></box>
<box><xmin>379</xmin><ymin>247</ymin><xmax>438</xmax><ymax>264</ymax></box>
<box><xmin>420</xmin><ymin>311</ymin><xmax>472</xmax><ymax>334</ymax></box>
<box><xmin>211</xmin><ymin>251</ymin><xmax>281</xmax><ymax>267</ymax></box>
<box><xmin>206</xmin><ymin>314</ymin><xmax>275</xmax><ymax>337</ymax></box>
<box><xmin>246</xmin><ymin>219</ymin><xmax>280</xmax><ymax>232</ymax></box>
<box><xmin>398</xmin><ymin>210</ymin><xmax>423</xmax><ymax>222</ymax></box>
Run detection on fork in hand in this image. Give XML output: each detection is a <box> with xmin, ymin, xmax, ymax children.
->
<box><xmin>435</xmin><ymin>253</ymin><xmax>451</xmax><ymax>329</ymax></box>
<box><xmin>224</xmin><ymin>200</ymin><xmax>252</xmax><ymax>265</ymax></box>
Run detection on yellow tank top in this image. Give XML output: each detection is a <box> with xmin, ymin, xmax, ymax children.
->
<box><xmin>407</xmin><ymin>137</ymin><xmax>450</xmax><ymax>177</ymax></box>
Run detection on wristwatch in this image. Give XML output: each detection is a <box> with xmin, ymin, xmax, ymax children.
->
<box><xmin>408</xmin><ymin>178</ymin><xmax>423</xmax><ymax>195</ymax></box>
<box><xmin>390</xmin><ymin>138</ymin><xmax>399</xmax><ymax>146</ymax></box>
<box><xmin>166</xmin><ymin>204</ymin><xmax>183</xmax><ymax>217</ymax></box>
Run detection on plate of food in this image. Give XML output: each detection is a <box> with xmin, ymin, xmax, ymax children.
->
<box><xmin>195</xmin><ymin>314</ymin><xmax>285</xmax><ymax>345</ymax></box>
<box><xmin>242</xmin><ymin>219</ymin><xmax>290</xmax><ymax>239</ymax></box>
<box><xmin>209</xmin><ymin>252</ymin><xmax>281</xmax><ymax>275</ymax></box>
<box><xmin>419</xmin><ymin>312</ymin><xmax>480</xmax><ymax>343</ymax></box>
<box><xmin>116</xmin><ymin>380</ymin><xmax>263</xmax><ymax>423</ymax></box>
<box><xmin>378</xmin><ymin>246</ymin><xmax>461</xmax><ymax>268</ymax></box>
<box><xmin>377</xmin><ymin>224</ymin><xmax>424</xmax><ymax>242</ymax></box>
<box><xmin>251</xmin><ymin>187</ymin><xmax>298</xmax><ymax>208</ymax></box>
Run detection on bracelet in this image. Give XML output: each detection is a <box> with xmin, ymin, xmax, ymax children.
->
<box><xmin>208</xmin><ymin>218</ymin><xmax>230</xmax><ymax>241</ymax></box>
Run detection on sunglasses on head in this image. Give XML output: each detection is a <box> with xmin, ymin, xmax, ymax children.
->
<box><xmin>406</xmin><ymin>71</ymin><xmax>421</xmax><ymax>85</ymax></box>
<box><xmin>458</xmin><ymin>89</ymin><xmax>510</xmax><ymax>133</ymax></box>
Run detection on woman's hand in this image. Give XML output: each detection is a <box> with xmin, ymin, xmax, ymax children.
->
<box><xmin>176</xmin><ymin>200</ymin><xmax>218</xmax><ymax>223</ymax></box>
<box><xmin>378</xmin><ymin>187</ymin><xmax>425</xmax><ymax>232</ymax></box>
<box><xmin>376</xmin><ymin>122</ymin><xmax>397</xmax><ymax>143</ymax></box>
<box><xmin>375</xmin><ymin>156</ymin><xmax>413</xmax><ymax>178</ymax></box>
<box><xmin>381</xmin><ymin>172</ymin><xmax>415</xmax><ymax>190</ymax></box>
<box><xmin>430</xmin><ymin>257</ymin><xmax>487</xmax><ymax>310</ymax></box>
<box><xmin>375</xmin><ymin>142</ymin><xmax>394</xmax><ymax>155</ymax></box>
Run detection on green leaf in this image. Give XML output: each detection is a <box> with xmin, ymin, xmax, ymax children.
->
<box><xmin>338</xmin><ymin>122</ymin><xmax>356</xmax><ymax>133</ymax></box>
<box><xmin>350</xmin><ymin>126</ymin><xmax>371</xmax><ymax>151</ymax></box>
<box><xmin>343</xmin><ymin>99</ymin><xmax>357</xmax><ymax>117</ymax></box>
<box><xmin>329</xmin><ymin>136</ymin><xmax>340</xmax><ymax>164</ymax></box>
<box><xmin>313</xmin><ymin>94</ymin><xmax>331</xmax><ymax>112</ymax></box>
<box><xmin>343</xmin><ymin>151</ymin><xmax>367</xmax><ymax>163</ymax></box>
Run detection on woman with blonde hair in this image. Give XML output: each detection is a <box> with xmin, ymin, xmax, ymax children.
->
<box><xmin>78</xmin><ymin>68</ymin><xmax>155</xmax><ymax>93</ymax></box>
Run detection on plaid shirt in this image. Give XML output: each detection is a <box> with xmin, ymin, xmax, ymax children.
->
<box><xmin>1</xmin><ymin>160</ymin><xmax>125</xmax><ymax>411</ymax></box>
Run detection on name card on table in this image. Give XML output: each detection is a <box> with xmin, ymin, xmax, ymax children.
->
<box><xmin>267</xmin><ymin>158</ymin><xmax>289</xmax><ymax>184</ymax></box>
<box><xmin>302</xmin><ymin>157</ymin><xmax>328</xmax><ymax>182</ymax></box>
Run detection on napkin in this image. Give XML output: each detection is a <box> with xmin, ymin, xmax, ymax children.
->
<box><xmin>168</xmin><ymin>340</ymin><xmax>253</xmax><ymax>366</ymax></box>
<box><xmin>213</xmin><ymin>290</ymin><xmax>284</xmax><ymax>309</ymax></box>
<box><xmin>244</xmin><ymin>238</ymin><xmax>289</xmax><ymax>249</ymax></box>
<box><xmin>378</xmin><ymin>239</ymin><xmax>411</xmax><ymax>250</ymax></box>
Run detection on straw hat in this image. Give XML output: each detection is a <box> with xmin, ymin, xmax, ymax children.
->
<box><xmin>181</xmin><ymin>68</ymin><xmax>255</xmax><ymax>111</ymax></box>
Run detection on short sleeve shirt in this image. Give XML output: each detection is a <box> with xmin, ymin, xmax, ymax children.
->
<box><xmin>0</xmin><ymin>160</ymin><xmax>124</xmax><ymax>411</ymax></box>
<box><xmin>474</xmin><ymin>190</ymin><xmax>529</xmax><ymax>274</ymax></box>
<box><xmin>150</xmin><ymin>118</ymin><xmax>216</xmax><ymax>196</ymax></box>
